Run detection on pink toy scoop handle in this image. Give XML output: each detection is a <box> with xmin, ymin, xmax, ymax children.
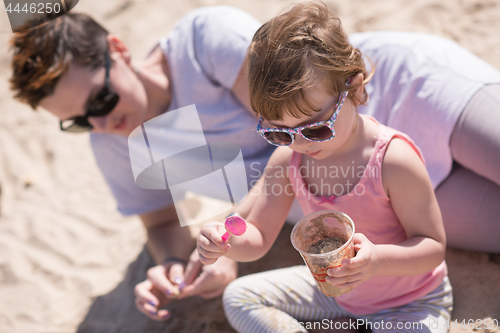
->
<box><xmin>221</xmin><ymin>231</ymin><xmax>231</xmax><ymax>242</ymax></box>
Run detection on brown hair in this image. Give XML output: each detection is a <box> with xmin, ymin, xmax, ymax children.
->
<box><xmin>10</xmin><ymin>13</ymin><xmax>109</xmax><ymax>109</ymax></box>
<box><xmin>248</xmin><ymin>1</ymin><xmax>374</xmax><ymax>120</ymax></box>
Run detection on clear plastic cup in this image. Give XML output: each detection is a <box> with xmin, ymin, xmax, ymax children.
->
<box><xmin>290</xmin><ymin>210</ymin><xmax>355</xmax><ymax>297</ymax></box>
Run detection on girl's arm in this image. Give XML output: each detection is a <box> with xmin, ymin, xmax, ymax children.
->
<box><xmin>327</xmin><ymin>138</ymin><xmax>446</xmax><ymax>290</ymax></box>
<box><xmin>375</xmin><ymin>137</ymin><xmax>446</xmax><ymax>276</ymax></box>
<box><xmin>197</xmin><ymin>146</ymin><xmax>295</xmax><ymax>264</ymax></box>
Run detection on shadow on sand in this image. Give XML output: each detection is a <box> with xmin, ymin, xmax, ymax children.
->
<box><xmin>77</xmin><ymin>224</ymin><xmax>500</xmax><ymax>333</ymax></box>
<box><xmin>76</xmin><ymin>224</ymin><xmax>303</xmax><ymax>333</ymax></box>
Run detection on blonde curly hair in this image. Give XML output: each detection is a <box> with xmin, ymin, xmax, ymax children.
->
<box><xmin>248</xmin><ymin>1</ymin><xmax>374</xmax><ymax>120</ymax></box>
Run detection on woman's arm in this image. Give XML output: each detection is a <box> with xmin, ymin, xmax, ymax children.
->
<box><xmin>140</xmin><ymin>204</ymin><xmax>194</xmax><ymax>264</ymax></box>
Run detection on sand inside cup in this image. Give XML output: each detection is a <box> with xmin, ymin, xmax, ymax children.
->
<box><xmin>291</xmin><ymin>210</ymin><xmax>355</xmax><ymax>297</ymax></box>
<box><xmin>309</xmin><ymin>236</ymin><xmax>347</xmax><ymax>254</ymax></box>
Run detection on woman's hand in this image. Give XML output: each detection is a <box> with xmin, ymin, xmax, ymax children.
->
<box><xmin>133</xmin><ymin>246</ymin><xmax>238</xmax><ymax>321</ymax></box>
<box><xmin>178</xmin><ymin>253</ymin><xmax>238</xmax><ymax>299</ymax></box>
<box><xmin>197</xmin><ymin>222</ymin><xmax>231</xmax><ymax>265</ymax></box>
<box><xmin>326</xmin><ymin>233</ymin><xmax>379</xmax><ymax>291</ymax></box>
<box><xmin>134</xmin><ymin>259</ymin><xmax>187</xmax><ymax>321</ymax></box>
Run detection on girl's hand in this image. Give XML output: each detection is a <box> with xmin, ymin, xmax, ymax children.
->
<box><xmin>326</xmin><ymin>233</ymin><xmax>379</xmax><ymax>290</ymax></box>
<box><xmin>197</xmin><ymin>222</ymin><xmax>232</xmax><ymax>265</ymax></box>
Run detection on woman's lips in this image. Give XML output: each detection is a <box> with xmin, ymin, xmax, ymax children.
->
<box><xmin>307</xmin><ymin>150</ymin><xmax>320</xmax><ymax>157</ymax></box>
<box><xmin>114</xmin><ymin>115</ymin><xmax>127</xmax><ymax>130</ymax></box>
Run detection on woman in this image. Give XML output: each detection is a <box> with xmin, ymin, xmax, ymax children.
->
<box><xmin>10</xmin><ymin>6</ymin><xmax>272</xmax><ymax>321</ymax></box>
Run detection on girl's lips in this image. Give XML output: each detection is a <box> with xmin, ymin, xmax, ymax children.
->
<box><xmin>307</xmin><ymin>150</ymin><xmax>320</xmax><ymax>157</ymax></box>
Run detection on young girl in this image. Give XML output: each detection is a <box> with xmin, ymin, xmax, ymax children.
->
<box><xmin>197</xmin><ymin>2</ymin><xmax>452</xmax><ymax>332</ymax></box>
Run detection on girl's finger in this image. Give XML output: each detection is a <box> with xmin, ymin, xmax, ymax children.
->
<box><xmin>198</xmin><ymin>253</ymin><xmax>219</xmax><ymax>266</ymax></box>
<box><xmin>197</xmin><ymin>243</ymin><xmax>230</xmax><ymax>259</ymax></box>
<box><xmin>200</xmin><ymin>224</ymin><xmax>229</xmax><ymax>249</ymax></box>
<box><xmin>333</xmin><ymin>279</ymin><xmax>363</xmax><ymax>290</ymax></box>
<box><xmin>352</xmin><ymin>233</ymin><xmax>368</xmax><ymax>244</ymax></box>
<box><xmin>346</xmin><ymin>248</ymin><xmax>370</xmax><ymax>268</ymax></box>
<box><xmin>327</xmin><ymin>262</ymin><xmax>363</xmax><ymax>277</ymax></box>
<box><xmin>198</xmin><ymin>234</ymin><xmax>230</xmax><ymax>252</ymax></box>
<box><xmin>326</xmin><ymin>272</ymin><xmax>363</xmax><ymax>286</ymax></box>
<box><xmin>327</xmin><ymin>266</ymin><xmax>350</xmax><ymax>278</ymax></box>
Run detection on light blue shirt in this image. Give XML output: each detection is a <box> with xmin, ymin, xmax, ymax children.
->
<box><xmin>91</xmin><ymin>6</ymin><xmax>274</xmax><ymax>215</ymax></box>
<box><xmin>351</xmin><ymin>31</ymin><xmax>500</xmax><ymax>188</ymax></box>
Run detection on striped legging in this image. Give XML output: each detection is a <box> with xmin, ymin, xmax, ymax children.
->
<box><xmin>223</xmin><ymin>266</ymin><xmax>453</xmax><ymax>333</ymax></box>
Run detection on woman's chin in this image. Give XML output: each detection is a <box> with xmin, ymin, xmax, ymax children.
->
<box><xmin>117</xmin><ymin>115</ymin><xmax>143</xmax><ymax>137</ymax></box>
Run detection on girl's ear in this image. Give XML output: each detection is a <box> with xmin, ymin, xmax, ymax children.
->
<box><xmin>350</xmin><ymin>73</ymin><xmax>364</xmax><ymax>106</ymax></box>
<box><xmin>106</xmin><ymin>35</ymin><xmax>131</xmax><ymax>65</ymax></box>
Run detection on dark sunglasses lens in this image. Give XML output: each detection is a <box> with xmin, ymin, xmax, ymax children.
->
<box><xmin>264</xmin><ymin>131</ymin><xmax>293</xmax><ymax>145</ymax></box>
<box><xmin>301</xmin><ymin>125</ymin><xmax>333</xmax><ymax>141</ymax></box>
<box><xmin>88</xmin><ymin>89</ymin><xmax>120</xmax><ymax>116</ymax></box>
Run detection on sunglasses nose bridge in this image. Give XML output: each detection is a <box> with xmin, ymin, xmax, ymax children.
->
<box><xmin>290</xmin><ymin>127</ymin><xmax>303</xmax><ymax>139</ymax></box>
<box><xmin>292</xmin><ymin>132</ymin><xmax>314</xmax><ymax>147</ymax></box>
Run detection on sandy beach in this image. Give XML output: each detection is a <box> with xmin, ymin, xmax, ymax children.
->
<box><xmin>0</xmin><ymin>0</ymin><xmax>499</xmax><ymax>332</ymax></box>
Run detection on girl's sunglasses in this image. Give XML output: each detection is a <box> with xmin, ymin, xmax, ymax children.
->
<box><xmin>256</xmin><ymin>80</ymin><xmax>350</xmax><ymax>147</ymax></box>
<box><xmin>60</xmin><ymin>53</ymin><xmax>120</xmax><ymax>132</ymax></box>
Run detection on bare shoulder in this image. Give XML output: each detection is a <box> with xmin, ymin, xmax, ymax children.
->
<box><xmin>381</xmin><ymin>136</ymin><xmax>444</xmax><ymax>244</ymax></box>
<box><xmin>382</xmin><ymin>137</ymin><xmax>431</xmax><ymax>197</ymax></box>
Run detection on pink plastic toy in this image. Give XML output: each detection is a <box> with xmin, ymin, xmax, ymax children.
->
<box><xmin>221</xmin><ymin>214</ymin><xmax>247</xmax><ymax>241</ymax></box>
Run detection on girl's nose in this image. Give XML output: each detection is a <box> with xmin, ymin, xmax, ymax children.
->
<box><xmin>291</xmin><ymin>134</ymin><xmax>313</xmax><ymax>149</ymax></box>
<box><xmin>88</xmin><ymin>116</ymin><xmax>108</xmax><ymax>133</ymax></box>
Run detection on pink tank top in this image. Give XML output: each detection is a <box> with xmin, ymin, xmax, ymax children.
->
<box><xmin>289</xmin><ymin>120</ymin><xmax>447</xmax><ymax>315</ymax></box>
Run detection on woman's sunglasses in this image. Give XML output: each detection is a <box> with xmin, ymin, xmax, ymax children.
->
<box><xmin>256</xmin><ymin>80</ymin><xmax>350</xmax><ymax>146</ymax></box>
<box><xmin>59</xmin><ymin>53</ymin><xmax>120</xmax><ymax>132</ymax></box>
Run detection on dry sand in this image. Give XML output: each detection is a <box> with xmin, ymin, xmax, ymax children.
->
<box><xmin>0</xmin><ymin>0</ymin><xmax>499</xmax><ymax>332</ymax></box>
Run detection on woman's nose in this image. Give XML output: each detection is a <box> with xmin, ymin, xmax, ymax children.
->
<box><xmin>88</xmin><ymin>116</ymin><xmax>108</xmax><ymax>133</ymax></box>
